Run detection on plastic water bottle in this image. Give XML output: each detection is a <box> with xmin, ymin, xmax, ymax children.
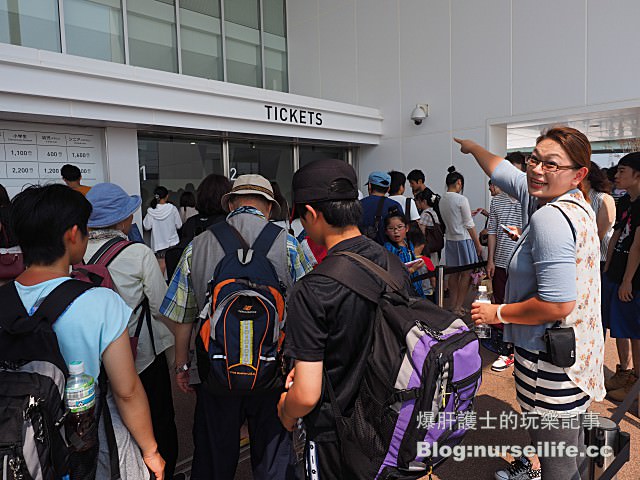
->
<box><xmin>64</xmin><ymin>361</ymin><xmax>97</xmax><ymax>452</ymax></box>
<box><xmin>473</xmin><ymin>286</ymin><xmax>492</xmax><ymax>339</ymax></box>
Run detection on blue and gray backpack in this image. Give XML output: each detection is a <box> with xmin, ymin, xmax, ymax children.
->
<box><xmin>196</xmin><ymin>221</ymin><xmax>286</xmax><ymax>393</ymax></box>
<box><xmin>312</xmin><ymin>251</ymin><xmax>482</xmax><ymax>479</ymax></box>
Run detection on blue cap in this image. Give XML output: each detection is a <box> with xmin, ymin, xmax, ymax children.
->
<box><xmin>367</xmin><ymin>171</ymin><xmax>391</xmax><ymax>188</ymax></box>
<box><xmin>86</xmin><ymin>183</ymin><xmax>142</xmax><ymax>228</ymax></box>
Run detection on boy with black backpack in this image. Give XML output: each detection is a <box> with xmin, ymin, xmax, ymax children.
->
<box><xmin>0</xmin><ymin>184</ymin><xmax>164</xmax><ymax>480</ymax></box>
<box><xmin>278</xmin><ymin>160</ymin><xmax>411</xmax><ymax>479</ymax></box>
<box><xmin>279</xmin><ymin>160</ymin><xmax>482</xmax><ymax>480</ymax></box>
<box><xmin>160</xmin><ymin>174</ymin><xmax>311</xmax><ymax>480</ymax></box>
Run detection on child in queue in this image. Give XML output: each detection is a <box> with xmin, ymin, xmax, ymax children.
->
<box><xmin>384</xmin><ymin>210</ymin><xmax>427</xmax><ymax>297</ymax></box>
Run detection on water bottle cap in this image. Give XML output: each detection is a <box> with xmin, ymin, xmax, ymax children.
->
<box><xmin>478</xmin><ymin>286</ymin><xmax>487</xmax><ymax>292</ymax></box>
<box><xmin>68</xmin><ymin>361</ymin><xmax>85</xmax><ymax>375</ymax></box>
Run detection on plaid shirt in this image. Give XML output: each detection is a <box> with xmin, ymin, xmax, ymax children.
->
<box><xmin>160</xmin><ymin>207</ymin><xmax>312</xmax><ymax>324</ymax></box>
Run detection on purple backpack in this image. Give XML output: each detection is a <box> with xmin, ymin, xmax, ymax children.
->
<box><xmin>312</xmin><ymin>251</ymin><xmax>482</xmax><ymax>479</ymax></box>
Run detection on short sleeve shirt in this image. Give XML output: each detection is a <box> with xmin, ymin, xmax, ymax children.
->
<box><xmin>284</xmin><ymin>236</ymin><xmax>411</xmax><ymax>436</ymax></box>
<box><xmin>607</xmin><ymin>194</ymin><xmax>640</xmax><ymax>290</ymax></box>
<box><xmin>15</xmin><ymin>278</ymin><xmax>130</xmax><ymax>379</ymax></box>
<box><xmin>359</xmin><ymin>196</ymin><xmax>403</xmax><ymax>244</ymax></box>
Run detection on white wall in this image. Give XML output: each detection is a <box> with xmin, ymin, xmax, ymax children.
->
<box><xmin>104</xmin><ymin>127</ymin><xmax>143</xmax><ymax>226</ymax></box>
<box><xmin>287</xmin><ymin>0</ymin><xmax>640</xmax><ymax>216</ymax></box>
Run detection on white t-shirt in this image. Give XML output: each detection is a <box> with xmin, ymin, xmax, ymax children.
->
<box><xmin>388</xmin><ymin>195</ymin><xmax>420</xmax><ymax>221</ymax></box>
<box><xmin>439</xmin><ymin>192</ymin><xmax>475</xmax><ymax>241</ymax></box>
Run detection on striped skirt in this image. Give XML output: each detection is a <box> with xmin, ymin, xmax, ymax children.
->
<box><xmin>514</xmin><ymin>347</ymin><xmax>591</xmax><ymax>416</ymax></box>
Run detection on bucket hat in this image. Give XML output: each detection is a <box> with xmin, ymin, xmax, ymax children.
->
<box><xmin>221</xmin><ymin>174</ymin><xmax>281</xmax><ymax>216</ymax></box>
<box><xmin>86</xmin><ymin>183</ymin><xmax>142</xmax><ymax>228</ymax></box>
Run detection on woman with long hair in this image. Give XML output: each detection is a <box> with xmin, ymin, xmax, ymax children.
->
<box><xmin>583</xmin><ymin>162</ymin><xmax>615</xmax><ymax>270</ymax></box>
<box><xmin>457</xmin><ymin>127</ymin><xmax>605</xmax><ymax>479</ymax></box>
<box><xmin>438</xmin><ymin>166</ymin><xmax>483</xmax><ymax>316</ymax></box>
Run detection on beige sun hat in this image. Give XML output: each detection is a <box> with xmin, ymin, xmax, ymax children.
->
<box><xmin>221</xmin><ymin>174</ymin><xmax>281</xmax><ymax>216</ymax></box>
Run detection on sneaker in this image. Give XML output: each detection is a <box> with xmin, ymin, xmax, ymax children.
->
<box><xmin>605</xmin><ymin>364</ymin><xmax>634</xmax><ymax>391</ymax></box>
<box><xmin>495</xmin><ymin>456</ymin><xmax>541</xmax><ymax>480</ymax></box>
<box><xmin>492</xmin><ymin>354</ymin><xmax>515</xmax><ymax>372</ymax></box>
<box><xmin>608</xmin><ymin>374</ymin><xmax>639</xmax><ymax>402</ymax></box>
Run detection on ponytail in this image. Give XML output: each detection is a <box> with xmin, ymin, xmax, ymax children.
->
<box><xmin>150</xmin><ymin>186</ymin><xmax>169</xmax><ymax>209</ymax></box>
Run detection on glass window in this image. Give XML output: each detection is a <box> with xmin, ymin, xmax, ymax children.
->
<box><xmin>224</xmin><ymin>0</ymin><xmax>261</xmax><ymax>87</ymax></box>
<box><xmin>0</xmin><ymin>0</ymin><xmax>60</xmax><ymax>51</ymax></box>
<box><xmin>138</xmin><ymin>134</ymin><xmax>223</xmax><ymax>211</ymax></box>
<box><xmin>299</xmin><ymin>146</ymin><xmax>348</xmax><ymax>169</ymax></box>
<box><xmin>64</xmin><ymin>0</ymin><xmax>124</xmax><ymax>63</ymax></box>
<box><xmin>262</xmin><ymin>0</ymin><xmax>285</xmax><ymax>36</ymax></box>
<box><xmin>127</xmin><ymin>0</ymin><xmax>178</xmax><ymax>73</ymax></box>
<box><xmin>263</xmin><ymin>33</ymin><xmax>287</xmax><ymax>92</ymax></box>
<box><xmin>229</xmin><ymin>141</ymin><xmax>293</xmax><ymax>205</ymax></box>
<box><xmin>180</xmin><ymin>0</ymin><xmax>222</xmax><ymax>80</ymax></box>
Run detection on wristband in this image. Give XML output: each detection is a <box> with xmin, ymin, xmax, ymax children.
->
<box><xmin>496</xmin><ymin>304</ymin><xmax>508</xmax><ymax>324</ymax></box>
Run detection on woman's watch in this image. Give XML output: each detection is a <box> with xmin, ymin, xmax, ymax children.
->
<box><xmin>175</xmin><ymin>362</ymin><xmax>191</xmax><ymax>374</ymax></box>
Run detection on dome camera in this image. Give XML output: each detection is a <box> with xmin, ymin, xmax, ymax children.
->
<box><xmin>411</xmin><ymin>104</ymin><xmax>428</xmax><ymax>125</ymax></box>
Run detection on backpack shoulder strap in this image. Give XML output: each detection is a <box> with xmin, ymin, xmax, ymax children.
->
<box><xmin>209</xmin><ymin>221</ymin><xmax>249</xmax><ymax>256</ymax></box>
<box><xmin>374</xmin><ymin>196</ymin><xmax>385</xmax><ymax>219</ymax></box>
<box><xmin>88</xmin><ymin>237</ymin><xmax>133</xmax><ymax>266</ymax></box>
<box><xmin>312</xmin><ymin>250</ymin><xmax>406</xmax><ymax>303</ymax></box>
<box><xmin>336</xmin><ymin>251</ymin><xmax>404</xmax><ymax>291</ymax></box>
<box><xmin>34</xmin><ymin>279</ymin><xmax>94</xmax><ymax>326</ymax></box>
<box><xmin>0</xmin><ymin>281</ymin><xmax>29</xmax><ymax>324</ymax></box>
<box><xmin>252</xmin><ymin>222</ymin><xmax>283</xmax><ymax>256</ymax></box>
<box><xmin>405</xmin><ymin>198</ymin><xmax>412</xmax><ymax>222</ymax></box>
<box><xmin>311</xmin><ymin>254</ymin><xmax>382</xmax><ymax>303</ymax></box>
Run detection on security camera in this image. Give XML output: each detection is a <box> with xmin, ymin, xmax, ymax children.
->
<box><xmin>411</xmin><ymin>104</ymin><xmax>428</xmax><ymax>125</ymax></box>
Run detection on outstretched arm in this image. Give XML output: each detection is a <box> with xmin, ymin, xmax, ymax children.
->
<box><xmin>454</xmin><ymin>138</ymin><xmax>504</xmax><ymax>177</ymax></box>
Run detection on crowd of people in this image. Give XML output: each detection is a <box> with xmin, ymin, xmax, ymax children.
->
<box><xmin>0</xmin><ymin>134</ymin><xmax>638</xmax><ymax>480</ymax></box>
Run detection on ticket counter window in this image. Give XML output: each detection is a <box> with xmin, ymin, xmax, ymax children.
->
<box><xmin>299</xmin><ymin>146</ymin><xmax>348</xmax><ymax>169</ymax></box>
<box><xmin>228</xmin><ymin>141</ymin><xmax>293</xmax><ymax>214</ymax></box>
<box><xmin>138</xmin><ymin>135</ymin><xmax>223</xmax><ymax>212</ymax></box>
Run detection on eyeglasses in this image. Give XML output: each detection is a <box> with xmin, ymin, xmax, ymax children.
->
<box><xmin>386</xmin><ymin>225</ymin><xmax>406</xmax><ymax>233</ymax></box>
<box><xmin>526</xmin><ymin>155</ymin><xmax>579</xmax><ymax>173</ymax></box>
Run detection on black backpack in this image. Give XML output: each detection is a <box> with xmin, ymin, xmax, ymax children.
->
<box><xmin>311</xmin><ymin>252</ymin><xmax>481</xmax><ymax>479</ymax></box>
<box><xmin>0</xmin><ymin>280</ymin><xmax>92</xmax><ymax>480</ymax></box>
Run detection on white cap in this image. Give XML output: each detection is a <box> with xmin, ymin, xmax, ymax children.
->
<box><xmin>478</xmin><ymin>285</ymin><xmax>487</xmax><ymax>292</ymax></box>
<box><xmin>68</xmin><ymin>361</ymin><xmax>85</xmax><ymax>375</ymax></box>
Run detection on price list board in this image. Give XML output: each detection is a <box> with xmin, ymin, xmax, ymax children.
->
<box><xmin>0</xmin><ymin>124</ymin><xmax>105</xmax><ymax>197</ymax></box>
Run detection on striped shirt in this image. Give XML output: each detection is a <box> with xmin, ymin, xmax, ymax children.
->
<box><xmin>514</xmin><ymin>347</ymin><xmax>591</xmax><ymax>415</ymax></box>
<box><xmin>160</xmin><ymin>207</ymin><xmax>312</xmax><ymax>324</ymax></box>
<box><xmin>487</xmin><ymin>192</ymin><xmax>523</xmax><ymax>269</ymax></box>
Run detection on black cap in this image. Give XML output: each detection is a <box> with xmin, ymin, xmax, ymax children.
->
<box><xmin>292</xmin><ymin>159</ymin><xmax>359</xmax><ymax>204</ymax></box>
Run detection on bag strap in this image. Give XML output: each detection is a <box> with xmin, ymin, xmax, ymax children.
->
<box><xmin>0</xmin><ymin>281</ymin><xmax>30</xmax><ymax>325</ymax></box>
<box><xmin>405</xmin><ymin>198</ymin><xmax>412</xmax><ymax>223</ymax></box>
<box><xmin>210</xmin><ymin>221</ymin><xmax>250</xmax><ymax>257</ymax></box>
<box><xmin>336</xmin><ymin>251</ymin><xmax>404</xmax><ymax>292</ymax></box>
<box><xmin>88</xmin><ymin>237</ymin><xmax>133</xmax><ymax>266</ymax></box>
<box><xmin>425</xmin><ymin>211</ymin><xmax>437</xmax><ymax>226</ymax></box>
<box><xmin>33</xmin><ymin>279</ymin><xmax>94</xmax><ymax>325</ymax></box>
<box><xmin>97</xmin><ymin>368</ymin><xmax>121</xmax><ymax>480</ymax></box>
<box><xmin>252</xmin><ymin>222</ymin><xmax>283</xmax><ymax>257</ymax></box>
<box><xmin>133</xmin><ymin>296</ymin><xmax>156</xmax><ymax>356</ymax></box>
<box><xmin>311</xmin><ymin>251</ymin><xmax>405</xmax><ymax>303</ymax></box>
<box><xmin>549</xmin><ymin>200</ymin><xmax>590</xmax><ymax>244</ymax></box>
